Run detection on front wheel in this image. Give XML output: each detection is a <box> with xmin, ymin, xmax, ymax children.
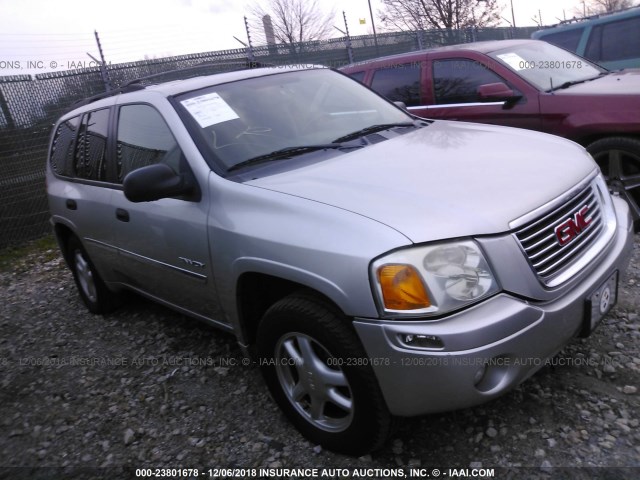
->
<box><xmin>257</xmin><ymin>294</ymin><xmax>391</xmax><ymax>455</ymax></box>
<box><xmin>67</xmin><ymin>236</ymin><xmax>120</xmax><ymax>314</ymax></box>
<box><xmin>587</xmin><ymin>137</ymin><xmax>640</xmax><ymax>226</ymax></box>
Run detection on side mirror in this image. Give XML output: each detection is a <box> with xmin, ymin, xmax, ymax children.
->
<box><xmin>477</xmin><ymin>82</ymin><xmax>520</xmax><ymax>103</ymax></box>
<box><xmin>123</xmin><ymin>164</ymin><xmax>193</xmax><ymax>202</ymax></box>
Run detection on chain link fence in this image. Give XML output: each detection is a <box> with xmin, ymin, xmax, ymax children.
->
<box><xmin>0</xmin><ymin>26</ymin><xmax>537</xmax><ymax>249</ymax></box>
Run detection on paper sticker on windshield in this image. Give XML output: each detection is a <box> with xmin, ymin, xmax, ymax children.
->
<box><xmin>181</xmin><ymin>92</ymin><xmax>239</xmax><ymax>128</ymax></box>
<box><xmin>496</xmin><ymin>53</ymin><xmax>526</xmax><ymax>71</ymax></box>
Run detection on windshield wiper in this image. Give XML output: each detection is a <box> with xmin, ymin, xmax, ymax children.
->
<box><xmin>547</xmin><ymin>72</ymin><xmax>609</xmax><ymax>92</ymax></box>
<box><xmin>228</xmin><ymin>143</ymin><xmax>354</xmax><ymax>172</ymax></box>
<box><xmin>332</xmin><ymin>122</ymin><xmax>416</xmax><ymax>143</ymax></box>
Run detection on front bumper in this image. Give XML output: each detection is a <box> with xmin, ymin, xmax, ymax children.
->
<box><xmin>353</xmin><ymin>196</ymin><xmax>634</xmax><ymax>417</ymax></box>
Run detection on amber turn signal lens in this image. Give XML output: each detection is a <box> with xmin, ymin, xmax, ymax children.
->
<box><xmin>377</xmin><ymin>264</ymin><xmax>431</xmax><ymax>310</ymax></box>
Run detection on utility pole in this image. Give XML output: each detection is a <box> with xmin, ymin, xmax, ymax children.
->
<box><xmin>510</xmin><ymin>0</ymin><xmax>516</xmax><ymax>27</ymax></box>
<box><xmin>367</xmin><ymin>0</ymin><xmax>379</xmax><ymax>55</ymax></box>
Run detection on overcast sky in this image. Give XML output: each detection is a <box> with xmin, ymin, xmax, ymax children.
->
<box><xmin>0</xmin><ymin>0</ymin><xmax>602</xmax><ymax>75</ymax></box>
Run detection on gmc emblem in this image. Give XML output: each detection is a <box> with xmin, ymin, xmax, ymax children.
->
<box><xmin>554</xmin><ymin>205</ymin><xmax>592</xmax><ymax>247</ymax></box>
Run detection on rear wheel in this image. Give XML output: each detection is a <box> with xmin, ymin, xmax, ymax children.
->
<box><xmin>67</xmin><ymin>236</ymin><xmax>120</xmax><ymax>314</ymax></box>
<box><xmin>587</xmin><ymin>137</ymin><xmax>640</xmax><ymax>227</ymax></box>
<box><xmin>257</xmin><ymin>294</ymin><xmax>391</xmax><ymax>455</ymax></box>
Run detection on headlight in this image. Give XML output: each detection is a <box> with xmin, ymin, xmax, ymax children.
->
<box><xmin>371</xmin><ymin>240</ymin><xmax>500</xmax><ymax>318</ymax></box>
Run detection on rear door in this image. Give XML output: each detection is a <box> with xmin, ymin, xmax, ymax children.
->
<box><xmin>368</xmin><ymin>61</ymin><xmax>427</xmax><ymax>114</ymax></box>
<box><xmin>343</xmin><ymin>55</ymin><xmax>431</xmax><ymax>114</ymax></box>
<box><xmin>48</xmin><ymin>108</ymin><xmax>119</xmax><ymax>281</ymax></box>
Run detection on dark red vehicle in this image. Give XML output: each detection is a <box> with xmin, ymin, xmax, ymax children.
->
<box><xmin>341</xmin><ymin>39</ymin><xmax>640</xmax><ymax>222</ymax></box>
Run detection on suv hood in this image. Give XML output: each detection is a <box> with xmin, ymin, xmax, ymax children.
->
<box><xmin>247</xmin><ymin>121</ymin><xmax>596</xmax><ymax>243</ymax></box>
<box><xmin>554</xmin><ymin>69</ymin><xmax>640</xmax><ymax>95</ymax></box>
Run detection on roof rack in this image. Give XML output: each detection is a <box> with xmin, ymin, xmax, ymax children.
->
<box><xmin>121</xmin><ymin>59</ymin><xmax>272</xmax><ymax>88</ymax></box>
<box><xmin>543</xmin><ymin>4</ymin><xmax>639</xmax><ymax>29</ymax></box>
<box><xmin>71</xmin><ymin>59</ymin><xmax>270</xmax><ymax>108</ymax></box>
<box><xmin>71</xmin><ymin>83</ymin><xmax>146</xmax><ymax>108</ymax></box>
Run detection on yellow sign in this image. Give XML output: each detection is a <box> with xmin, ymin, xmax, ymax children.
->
<box><xmin>359</xmin><ymin>18</ymin><xmax>366</xmax><ymax>24</ymax></box>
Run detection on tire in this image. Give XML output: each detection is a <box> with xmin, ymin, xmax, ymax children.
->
<box><xmin>67</xmin><ymin>236</ymin><xmax>120</xmax><ymax>314</ymax></box>
<box><xmin>257</xmin><ymin>294</ymin><xmax>391</xmax><ymax>455</ymax></box>
<box><xmin>587</xmin><ymin>137</ymin><xmax>640</xmax><ymax>228</ymax></box>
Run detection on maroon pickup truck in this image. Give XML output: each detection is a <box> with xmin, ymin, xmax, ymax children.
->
<box><xmin>341</xmin><ymin>39</ymin><xmax>640</xmax><ymax>223</ymax></box>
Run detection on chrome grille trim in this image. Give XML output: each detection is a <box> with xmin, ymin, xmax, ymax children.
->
<box><xmin>513</xmin><ymin>178</ymin><xmax>607</xmax><ymax>286</ymax></box>
<box><xmin>509</xmin><ymin>171</ymin><xmax>597</xmax><ymax>230</ymax></box>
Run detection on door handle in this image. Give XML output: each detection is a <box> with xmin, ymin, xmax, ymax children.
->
<box><xmin>115</xmin><ymin>208</ymin><xmax>130</xmax><ymax>222</ymax></box>
<box><xmin>65</xmin><ymin>199</ymin><xmax>77</xmax><ymax>210</ymax></box>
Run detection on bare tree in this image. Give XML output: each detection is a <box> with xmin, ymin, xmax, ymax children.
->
<box><xmin>576</xmin><ymin>0</ymin><xmax>637</xmax><ymax>15</ymax></box>
<box><xmin>378</xmin><ymin>0</ymin><xmax>502</xmax><ymax>37</ymax></box>
<box><xmin>249</xmin><ymin>0</ymin><xmax>335</xmax><ymax>53</ymax></box>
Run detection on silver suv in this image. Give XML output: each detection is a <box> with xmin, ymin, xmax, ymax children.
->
<box><xmin>46</xmin><ymin>65</ymin><xmax>634</xmax><ymax>455</ymax></box>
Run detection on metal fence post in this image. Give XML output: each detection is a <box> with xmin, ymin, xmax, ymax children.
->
<box><xmin>343</xmin><ymin>11</ymin><xmax>354</xmax><ymax>64</ymax></box>
<box><xmin>0</xmin><ymin>88</ymin><xmax>16</xmax><ymax>130</ymax></box>
<box><xmin>94</xmin><ymin>31</ymin><xmax>112</xmax><ymax>92</ymax></box>
<box><xmin>243</xmin><ymin>17</ymin><xmax>256</xmax><ymax>63</ymax></box>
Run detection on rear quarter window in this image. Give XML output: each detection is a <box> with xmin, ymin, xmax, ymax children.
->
<box><xmin>348</xmin><ymin>71</ymin><xmax>366</xmax><ymax>83</ymax></box>
<box><xmin>50</xmin><ymin>115</ymin><xmax>81</xmax><ymax>177</ymax></box>
<box><xmin>539</xmin><ymin>28</ymin><xmax>585</xmax><ymax>52</ymax></box>
<box><xmin>586</xmin><ymin>16</ymin><xmax>640</xmax><ymax>63</ymax></box>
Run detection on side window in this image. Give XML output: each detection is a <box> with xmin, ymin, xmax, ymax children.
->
<box><xmin>433</xmin><ymin>59</ymin><xmax>511</xmax><ymax>105</ymax></box>
<box><xmin>541</xmin><ymin>28</ymin><xmax>584</xmax><ymax>52</ymax></box>
<box><xmin>584</xmin><ymin>25</ymin><xmax>603</xmax><ymax>61</ymax></box>
<box><xmin>596</xmin><ymin>17</ymin><xmax>640</xmax><ymax>62</ymax></box>
<box><xmin>50</xmin><ymin>115</ymin><xmax>80</xmax><ymax>177</ymax></box>
<box><xmin>116</xmin><ymin>104</ymin><xmax>184</xmax><ymax>183</ymax></box>
<box><xmin>74</xmin><ymin>109</ymin><xmax>110</xmax><ymax>181</ymax></box>
<box><xmin>348</xmin><ymin>71</ymin><xmax>366</xmax><ymax>83</ymax></box>
<box><xmin>370</xmin><ymin>64</ymin><xmax>421</xmax><ymax>106</ymax></box>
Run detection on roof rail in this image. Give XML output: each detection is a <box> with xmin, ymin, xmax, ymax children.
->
<box><xmin>71</xmin><ymin>83</ymin><xmax>146</xmax><ymax>108</ymax></box>
<box><xmin>120</xmin><ymin>59</ymin><xmax>272</xmax><ymax>88</ymax></box>
<box><xmin>544</xmin><ymin>4</ymin><xmax>639</xmax><ymax>28</ymax></box>
<box><xmin>71</xmin><ymin>59</ymin><xmax>270</xmax><ymax>109</ymax></box>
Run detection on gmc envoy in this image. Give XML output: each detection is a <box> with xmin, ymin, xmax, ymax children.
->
<box><xmin>46</xmin><ymin>65</ymin><xmax>633</xmax><ymax>455</ymax></box>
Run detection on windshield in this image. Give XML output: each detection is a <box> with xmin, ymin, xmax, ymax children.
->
<box><xmin>488</xmin><ymin>41</ymin><xmax>606</xmax><ymax>92</ymax></box>
<box><xmin>175</xmin><ymin>68</ymin><xmax>414</xmax><ymax>172</ymax></box>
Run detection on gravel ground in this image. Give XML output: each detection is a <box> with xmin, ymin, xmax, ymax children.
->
<box><xmin>0</xmin><ymin>235</ymin><xmax>639</xmax><ymax>480</ymax></box>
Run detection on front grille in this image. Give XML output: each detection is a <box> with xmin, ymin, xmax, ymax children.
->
<box><xmin>514</xmin><ymin>181</ymin><xmax>604</xmax><ymax>285</ymax></box>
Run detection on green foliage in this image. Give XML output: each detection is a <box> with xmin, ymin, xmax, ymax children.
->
<box><xmin>0</xmin><ymin>235</ymin><xmax>58</xmax><ymax>273</ymax></box>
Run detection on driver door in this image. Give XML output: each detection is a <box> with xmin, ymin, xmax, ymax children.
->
<box><xmin>423</xmin><ymin>56</ymin><xmax>542</xmax><ymax>132</ymax></box>
<box><xmin>109</xmin><ymin>103</ymin><xmax>222</xmax><ymax>321</ymax></box>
